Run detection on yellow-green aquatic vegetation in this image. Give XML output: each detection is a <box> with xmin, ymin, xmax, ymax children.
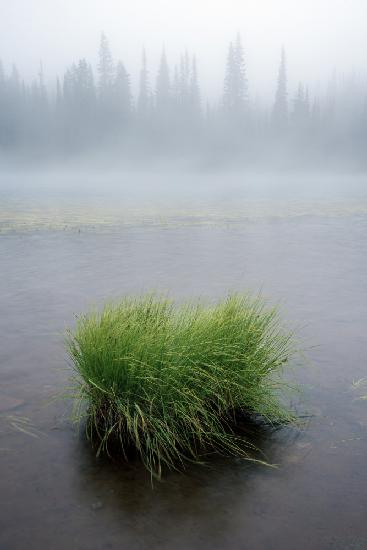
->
<box><xmin>67</xmin><ymin>294</ymin><xmax>297</xmax><ymax>479</ymax></box>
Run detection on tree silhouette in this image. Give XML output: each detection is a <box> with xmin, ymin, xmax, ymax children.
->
<box><xmin>114</xmin><ymin>61</ymin><xmax>132</xmax><ymax>122</ymax></box>
<box><xmin>272</xmin><ymin>47</ymin><xmax>288</xmax><ymax>131</ymax></box>
<box><xmin>223</xmin><ymin>34</ymin><xmax>248</xmax><ymax>117</ymax></box>
<box><xmin>98</xmin><ymin>33</ymin><xmax>114</xmax><ymax>103</ymax></box>
<box><xmin>189</xmin><ymin>55</ymin><xmax>201</xmax><ymax>116</ymax></box>
<box><xmin>137</xmin><ymin>49</ymin><xmax>150</xmax><ymax>117</ymax></box>
<box><xmin>0</xmin><ymin>33</ymin><xmax>365</xmax><ymax>169</ymax></box>
<box><xmin>156</xmin><ymin>48</ymin><xmax>170</xmax><ymax>113</ymax></box>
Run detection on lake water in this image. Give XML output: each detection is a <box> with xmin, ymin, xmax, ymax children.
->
<box><xmin>1</xmin><ymin>173</ymin><xmax>367</xmax><ymax>549</ymax></box>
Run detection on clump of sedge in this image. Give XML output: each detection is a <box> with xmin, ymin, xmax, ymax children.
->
<box><xmin>67</xmin><ymin>294</ymin><xmax>296</xmax><ymax>479</ymax></box>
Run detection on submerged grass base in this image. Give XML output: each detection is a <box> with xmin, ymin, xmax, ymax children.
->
<box><xmin>67</xmin><ymin>294</ymin><xmax>297</xmax><ymax>478</ymax></box>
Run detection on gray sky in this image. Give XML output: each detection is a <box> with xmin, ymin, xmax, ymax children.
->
<box><xmin>1</xmin><ymin>0</ymin><xmax>367</xmax><ymax>101</ymax></box>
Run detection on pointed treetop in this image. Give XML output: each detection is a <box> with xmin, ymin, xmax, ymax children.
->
<box><xmin>156</xmin><ymin>47</ymin><xmax>170</xmax><ymax>110</ymax></box>
<box><xmin>223</xmin><ymin>34</ymin><xmax>248</xmax><ymax>116</ymax></box>
<box><xmin>138</xmin><ymin>48</ymin><xmax>150</xmax><ymax>116</ymax></box>
<box><xmin>98</xmin><ymin>32</ymin><xmax>114</xmax><ymax>98</ymax></box>
<box><xmin>272</xmin><ymin>46</ymin><xmax>288</xmax><ymax>129</ymax></box>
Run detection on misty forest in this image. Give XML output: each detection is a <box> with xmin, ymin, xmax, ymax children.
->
<box><xmin>1</xmin><ymin>33</ymin><xmax>367</xmax><ymax>169</ymax></box>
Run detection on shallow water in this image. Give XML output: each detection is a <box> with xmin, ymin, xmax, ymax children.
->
<box><xmin>1</xmin><ymin>174</ymin><xmax>367</xmax><ymax>549</ymax></box>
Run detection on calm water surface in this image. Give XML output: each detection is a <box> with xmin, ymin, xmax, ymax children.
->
<box><xmin>1</xmin><ymin>174</ymin><xmax>367</xmax><ymax>549</ymax></box>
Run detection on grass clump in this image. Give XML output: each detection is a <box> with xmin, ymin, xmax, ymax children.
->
<box><xmin>67</xmin><ymin>293</ymin><xmax>297</xmax><ymax>478</ymax></box>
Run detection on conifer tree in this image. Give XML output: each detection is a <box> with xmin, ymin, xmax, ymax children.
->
<box><xmin>223</xmin><ymin>41</ymin><xmax>235</xmax><ymax>111</ymax></box>
<box><xmin>272</xmin><ymin>47</ymin><xmax>288</xmax><ymax>130</ymax></box>
<box><xmin>189</xmin><ymin>55</ymin><xmax>201</xmax><ymax>115</ymax></box>
<box><xmin>171</xmin><ymin>64</ymin><xmax>180</xmax><ymax>108</ymax></box>
<box><xmin>78</xmin><ymin>59</ymin><xmax>96</xmax><ymax>106</ymax></box>
<box><xmin>156</xmin><ymin>48</ymin><xmax>170</xmax><ymax>112</ymax></box>
<box><xmin>234</xmin><ymin>33</ymin><xmax>248</xmax><ymax>110</ymax></box>
<box><xmin>223</xmin><ymin>34</ymin><xmax>248</xmax><ymax>117</ymax></box>
<box><xmin>98</xmin><ymin>33</ymin><xmax>114</xmax><ymax>103</ymax></box>
<box><xmin>137</xmin><ymin>49</ymin><xmax>150</xmax><ymax>117</ymax></box>
<box><xmin>177</xmin><ymin>51</ymin><xmax>190</xmax><ymax>108</ymax></box>
<box><xmin>37</xmin><ymin>62</ymin><xmax>48</xmax><ymax>106</ymax></box>
<box><xmin>114</xmin><ymin>61</ymin><xmax>132</xmax><ymax>119</ymax></box>
<box><xmin>64</xmin><ymin>60</ymin><xmax>95</xmax><ymax>109</ymax></box>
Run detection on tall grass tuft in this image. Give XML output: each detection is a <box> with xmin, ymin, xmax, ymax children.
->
<box><xmin>67</xmin><ymin>293</ymin><xmax>297</xmax><ymax>478</ymax></box>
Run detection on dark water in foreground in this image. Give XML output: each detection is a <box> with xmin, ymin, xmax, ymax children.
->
<box><xmin>1</xmin><ymin>176</ymin><xmax>367</xmax><ymax>549</ymax></box>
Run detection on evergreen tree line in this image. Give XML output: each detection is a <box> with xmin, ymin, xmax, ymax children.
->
<box><xmin>1</xmin><ymin>33</ymin><xmax>367</xmax><ymax>168</ymax></box>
